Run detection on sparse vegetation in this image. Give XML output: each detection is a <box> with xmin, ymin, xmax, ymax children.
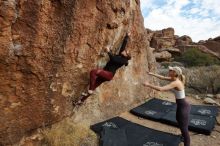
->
<box><xmin>185</xmin><ymin>65</ymin><xmax>220</xmax><ymax>94</ymax></box>
<box><xmin>158</xmin><ymin>65</ymin><xmax>220</xmax><ymax>94</ymax></box>
<box><xmin>175</xmin><ymin>48</ymin><xmax>220</xmax><ymax>67</ymax></box>
<box><xmin>42</xmin><ymin>118</ymin><xmax>98</xmax><ymax>146</ymax></box>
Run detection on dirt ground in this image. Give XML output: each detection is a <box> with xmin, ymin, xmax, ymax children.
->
<box><xmin>120</xmin><ymin>92</ymin><xmax>220</xmax><ymax>146</ymax></box>
<box><xmin>17</xmin><ymin>92</ymin><xmax>220</xmax><ymax>146</ymax></box>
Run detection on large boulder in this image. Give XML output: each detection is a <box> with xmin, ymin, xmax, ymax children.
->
<box><xmin>162</xmin><ymin>27</ymin><xmax>175</xmax><ymax>37</ymax></box>
<box><xmin>0</xmin><ymin>0</ymin><xmax>156</xmax><ymax>145</ymax></box>
<box><xmin>147</xmin><ymin>27</ymin><xmax>220</xmax><ymax>62</ymax></box>
<box><xmin>154</xmin><ymin>51</ymin><xmax>172</xmax><ymax>62</ymax></box>
<box><xmin>199</xmin><ymin>36</ymin><xmax>220</xmax><ymax>58</ymax></box>
<box><xmin>175</xmin><ymin>35</ymin><xmax>192</xmax><ymax>46</ymax></box>
<box><xmin>213</xmin><ymin>36</ymin><xmax>220</xmax><ymax>42</ymax></box>
<box><xmin>150</xmin><ymin>27</ymin><xmax>176</xmax><ymax>50</ymax></box>
<box><xmin>148</xmin><ymin>27</ymin><xmax>179</xmax><ymax>62</ymax></box>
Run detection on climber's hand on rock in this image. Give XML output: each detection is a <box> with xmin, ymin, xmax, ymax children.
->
<box><xmin>127</xmin><ymin>32</ymin><xmax>131</xmax><ymax>37</ymax></box>
<box><xmin>104</xmin><ymin>47</ymin><xmax>110</xmax><ymax>52</ymax></box>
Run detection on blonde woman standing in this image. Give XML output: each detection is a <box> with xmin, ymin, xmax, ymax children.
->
<box><xmin>143</xmin><ymin>66</ymin><xmax>191</xmax><ymax>146</ymax></box>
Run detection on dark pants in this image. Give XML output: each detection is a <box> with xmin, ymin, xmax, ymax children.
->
<box><xmin>176</xmin><ymin>99</ymin><xmax>191</xmax><ymax>146</ymax></box>
<box><xmin>89</xmin><ymin>69</ymin><xmax>114</xmax><ymax>90</ymax></box>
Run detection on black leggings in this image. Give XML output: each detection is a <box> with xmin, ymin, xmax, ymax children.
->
<box><xmin>176</xmin><ymin>99</ymin><xmax>191</xmax><ymax>146</ymax></box>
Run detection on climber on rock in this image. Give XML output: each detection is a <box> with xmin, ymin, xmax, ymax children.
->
<box><xmin>73</xmin><ymin>33</ymin><xmax>131</xmax><ymax>106</ymax></box>
<box><xmin>87</xmin><ymin>33</ymin><xmax>131</xmax><ymax>94</ymax></box>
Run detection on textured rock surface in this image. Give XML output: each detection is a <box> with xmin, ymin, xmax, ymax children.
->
<box><xmin>148</xmin><ymin>27</ymin><xmax>178</xmax><ymax>61</ymax></box>
<box><xmin>0</xmin><ymin>0</ymin><xmax>155</xmax><ymax>145</ymax></box>
<box><xmin>150</xmin><ymin>27</ymin><xmax>176</xmax><ymax>51</ymax></box>
<box><xmin>198</xmin><ymin>36</ymin><xmax>220</xmax><ymax>58</ymax></box>
<box><xmin>176</xmin><ymin>35</ymin><xmax>192</xmax><ymax>46</ymax></box>
<box><xmin>72</xmin><ymin>0</ymin><xmax>156</xmax><ymax>126</ymax></box>
<box><xmin>204</xmin><ymin>98</ymin><xmax>220</xmax><ymax>106</ymax></box>
<box><xmin>154</xmin><ymin>51</ymin><xmax>172</xmax><ymax>62</ymax></box>
<box><xmin>147</xmin><ymin>27</ymin><xmax>220</xmax><ymax>61</ymax></box>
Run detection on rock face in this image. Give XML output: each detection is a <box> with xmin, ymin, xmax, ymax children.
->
<box><xmin>154</xmin><ymin>51</ymin><xmax>172</xmax><ymax>61</ymax></box>
<box><xmin>147</xmin><ymin>27</ymin><xmax>220</xmax><ymax>61</ymax></box>
<box><xmin>0</xmin><ymin>0</ymin><xmax>155</xmax><ymax>145</ymax></box>
<box><xmin>72</xmin><ymin>0</ymin><xmax>157</xmax><ymax>128</ymax></box>
<box><xmin>150</xmin><ymin>27</ymin><xmax>176</xmax><ymax>51</ymax></box>
<box><xmin>148</xmin><ymin>27</ymin><xmax>180</xmax><ymax>61</ymax></box>
<box><xmin>176</xmin><ymin>35</ymin><xmax>192</xmax><ymax>46</ymax></box>
<box><xmin>198</xmin><ymin>36</ymin><xmax>220</xmax><ymax>58</ymax></box>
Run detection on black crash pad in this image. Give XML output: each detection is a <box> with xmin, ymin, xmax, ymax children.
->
<box><xmin>91</xmin><ymin>116</ymin><xmax>131</xmax><ymax>134</ymax></box>
<box><xmin>91</xmin><ymin>117</ymin><xmax>181</xmax><ymax>146</ymax></box>
<box><xmin>162</xmin><ymin>111</ymin><xmax>216</xmax><ymax>135</ymax></box>
<box><xmin>130</xmin><ymin>98</ymin><xmax>218</xmax><ymax>135</ymax></box>
<box><xmin>190</xmin><ymin>105</ymin><xmax>218</xmax><ymax>117</ymax></box>
<box><xmin>130</xmin><ymin>98</ymin><xmax>176</xmax><ymax>120</ymax></box>
<box><xmin>100</xmin><ymin>127</ymin><xmax>128</xmax><ymax>146</ymax></box>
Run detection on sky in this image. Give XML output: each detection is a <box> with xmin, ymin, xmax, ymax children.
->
<box><xmin>140</xmin><ymin>0</ymin><xmax>220</xmax><ymax>42</ymax></box>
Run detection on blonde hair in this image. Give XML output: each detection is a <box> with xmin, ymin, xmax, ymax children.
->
<box><xmin>178</xmin><ymin>74</ymin><xmax>186</xmax><ymax>85</ymax></box>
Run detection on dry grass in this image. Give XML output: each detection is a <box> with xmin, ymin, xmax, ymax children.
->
<box><xmin>158</xmin><ymin>65</ymin><xmax>220</xmax><ymax>94</ymax></box>
<box><xmin>42</xmin><ymin>118</ymin><xmax>98</xmax><ymax>146</ymax></box>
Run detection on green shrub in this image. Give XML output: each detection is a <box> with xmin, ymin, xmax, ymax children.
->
<box><xmin>175</xmin><ymin>48</ymin><xmax>220</xmax><ymax>67</ymax></box>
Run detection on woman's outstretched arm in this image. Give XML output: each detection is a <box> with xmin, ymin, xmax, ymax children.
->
<box><xmin>148</xmin><ymin>72</ymin><xmax>172</xmax><ymax>81</ymax></box>
<box><xmin>143</xmin><ymin>81</ymin><xmax>176</xmax><ymax>91</ymax></box>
